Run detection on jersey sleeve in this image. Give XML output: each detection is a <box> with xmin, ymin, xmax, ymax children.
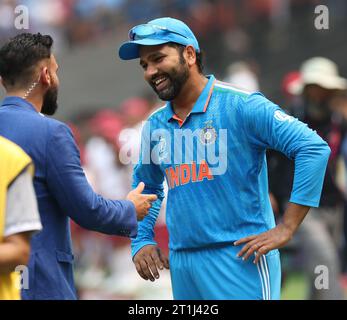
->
<box><xmin>240</xmin><ymin>92</ymin><xmax>331</xmax><ymax>207</ymax></box>
<box><xmin>131</xmin><ymin>119</ymin><xmax>165</xmax><ymax>258</ymax></box>
<box><xmin>4</xmin><ymin>169</ymin><xmax>42</xmax><ymax>237</ymax></box>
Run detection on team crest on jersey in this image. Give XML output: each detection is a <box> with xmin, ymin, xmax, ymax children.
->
<box><xmin>274</xmin><ymin>110</ymin><xmax>294</xmax><ymax>123</ymax></box>
<box><xmin>200</xmin><ymin>120</ymin><xmax>217</xmax><ymax>145</ymax></box>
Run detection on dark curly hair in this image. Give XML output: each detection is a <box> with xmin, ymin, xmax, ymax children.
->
<box><xmin>0</xmin><ymin>33</ymin><xmax>53</xmax><ymax>89</ymax></box>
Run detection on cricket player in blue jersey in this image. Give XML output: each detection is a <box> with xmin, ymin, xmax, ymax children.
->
<box><xmin>118</xmin><ymin>17</ymin><xmax>331</xmax><ymax>299</ymax></box>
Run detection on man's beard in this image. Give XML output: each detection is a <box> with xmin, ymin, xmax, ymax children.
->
<box><xmin>150</xmin><ymin>59</ymin><xmax>190</xmax><ymax>101</ymax></box>
<box><xmin>41</xmin><ymin>86</ymin><xmax>58</xmax><ymax>115</ymax></box>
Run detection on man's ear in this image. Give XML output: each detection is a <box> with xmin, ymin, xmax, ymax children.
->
<box><xmin>40</xmin><ymin>67</ymin><xmax>51</xmax><ymax>86</ymax></box>
<box><xmin>184</xmin><ymin>45</ymin><xmax>197</xmax><ymax>67</ymax></box>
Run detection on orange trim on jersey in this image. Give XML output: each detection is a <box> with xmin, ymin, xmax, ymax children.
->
<box><xmin>203</xmin><ymin>79</ymin><xmax>216</xmax><ymax>112</ymax></box>
<box><xmin>170</xmin><ymin>78</ymin><xmax>216</xmax><ymax>125</ymax></box>
<box><xmin>172</xmin><ymin>114</ymin><xmax>185</xmax><ymax>127</ymax></box>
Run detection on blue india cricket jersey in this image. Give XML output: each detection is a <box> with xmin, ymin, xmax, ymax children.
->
<box><xmin>131</xmin><ymin>75</ymin><xmax>330</xmax><ymax>256</ymax></box>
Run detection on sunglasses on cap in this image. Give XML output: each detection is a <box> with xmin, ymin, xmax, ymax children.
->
<box><xmin>128</xmin><ymin>24</ymin><xmax>188</xmax><ymax>41</ymax></box>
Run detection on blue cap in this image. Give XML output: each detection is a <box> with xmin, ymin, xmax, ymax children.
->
<box><xmin>118</xmin><ymin>17</ymin><xmax>200</xmax><ymax>60</ymax></box>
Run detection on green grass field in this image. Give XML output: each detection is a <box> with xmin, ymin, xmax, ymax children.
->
<box><xmin>281</xmin><ymin>272</ymin><xmax>309</xmax><ymax>300</ymax></box>
<box><xmin>281</xmin><ymin>272</ymin><xmax>347</xmax><ymax>300</ymax></box>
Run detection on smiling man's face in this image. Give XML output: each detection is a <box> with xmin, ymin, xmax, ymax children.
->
<box><xmin>139</xmin><ymin>44</ymin><xmax>190</xmax><ymax>101</ymax></box>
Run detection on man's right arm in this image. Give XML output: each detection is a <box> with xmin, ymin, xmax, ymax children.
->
<box><xmin>45</xmin><ymin>122</ymin><xmax>155</xmax><ymax>238</ymax></box>
<box><xmin>130</xmin><ymin>120</ymin><xmax>169</xmax><ymax>281</ymax></box>
<box><xmin>131</xmin><ymin>162</ymin><xmax>165</xmax><ymax>257</ymax></box>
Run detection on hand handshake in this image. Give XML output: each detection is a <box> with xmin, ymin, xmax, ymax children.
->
<box><xmin>126</xmin><ymin>182</ymin><xmax>158</xmax><ymax>221</ymax></box>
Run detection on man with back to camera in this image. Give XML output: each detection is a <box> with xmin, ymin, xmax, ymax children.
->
<box><xmin>0</xmin><ymin>33</ymin><xmax>157</xmax><ymax>300</ymax></box>
<box><xmin>118</xmin><ymin>17</ymin><xmax>332</xmax><ymax>300</ymax></box>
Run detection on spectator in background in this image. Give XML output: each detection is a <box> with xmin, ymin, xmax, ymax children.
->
<box><xmin>0</xmin><ymin>136</ymin><xmax>42</xmax><ymax>300</ymax></box>
<box><xmin>290</xmin><ymin>57</ymin><xmax>346</xmax><ymax>212</ymax></box>
<box><xmin>330</xmin><ymin>91</ymin><xmax>347</xmax><ymax>281</ymax></box>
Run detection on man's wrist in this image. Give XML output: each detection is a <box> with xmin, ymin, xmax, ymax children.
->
<box><xmin>131</xmin><ymin>240</ymin><xmax>157</xmax><ymax>259</ymax></box>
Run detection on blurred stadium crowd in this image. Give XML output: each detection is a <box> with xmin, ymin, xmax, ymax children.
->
<box><xmin>1</xmin><ymin>0</ymin><xmax>347</xmax><ymax>299</ymax></box>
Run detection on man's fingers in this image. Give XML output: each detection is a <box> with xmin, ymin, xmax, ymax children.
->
<box><xmin>242</xmin><ymin>241</ymin><xmax>267</xmax><ymax>261</ymax></box>
<box><xmin>236</xmin><ymin>238</ymin><xmax>260</xmax><ymax>258</ymax></box>
<box><xmin>133</xmin><ymin>246</ymin><xmax>168</xmax><ymax>282</ymax></box>
<box><xmin>237</xmin><ymin>236</ymin><xmax>270</xmax><ymax>261</ymax></box>
<box><xmin>151</xmin><ymin>250</ymin><xmax>164</xmax><ymax>270</ymax></box>
<box><xmin>144</xmin><ymin>194</ymin><xmax>158</xmax><ymax>202</ymax></box>
<box><xmin>234</xmin><ymin>235</ymin><xmax>257</xmax><ymax>246</ymax></box>
<box><xmin>146</xmin><ymin>256</ymin><xmax>160</xmax><ymax>280</ymax></box>
<box><xmin>133</xmin><ymin>182</ymin><xmax>145</xmax><ymax>194</ymax></box>
<box><xmin>134</xmin><ymin>261</ymin><xmax>148</xmax><ymax>280</ymax></box>
<box><xmin>162</xmin><ymin>256</ymin><xmax>169</xmax><ymax>269</ymax></box>
<box><xmin>139</xmin><ymin>259</ymin><xmax>154</xmax><ymax>281</ymax></box>
<box><xmin>159</xmin><ymin>252</ymin><xmax>170</xmax><ymax>269</ymax></box>
<box><xmin>136</xmin><ymin>200</ymin><xmax>153</xmax><ymax>220</ymax></box>
<box><xmin>253</xmin><ymin>245</ymin><xmax>270</xmax><ymax>264</ymax></box>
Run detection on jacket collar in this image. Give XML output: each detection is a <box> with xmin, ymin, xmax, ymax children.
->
<box><xmin>1</xmin><ymin>96</ymin><xmax>38</xmax><ymax>113</ymax></box>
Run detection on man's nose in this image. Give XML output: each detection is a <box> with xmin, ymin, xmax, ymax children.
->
<box><xmin>146</xmin><ymin>65</ymin><xmax>159</xmax><ymax>78</ymax></box>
